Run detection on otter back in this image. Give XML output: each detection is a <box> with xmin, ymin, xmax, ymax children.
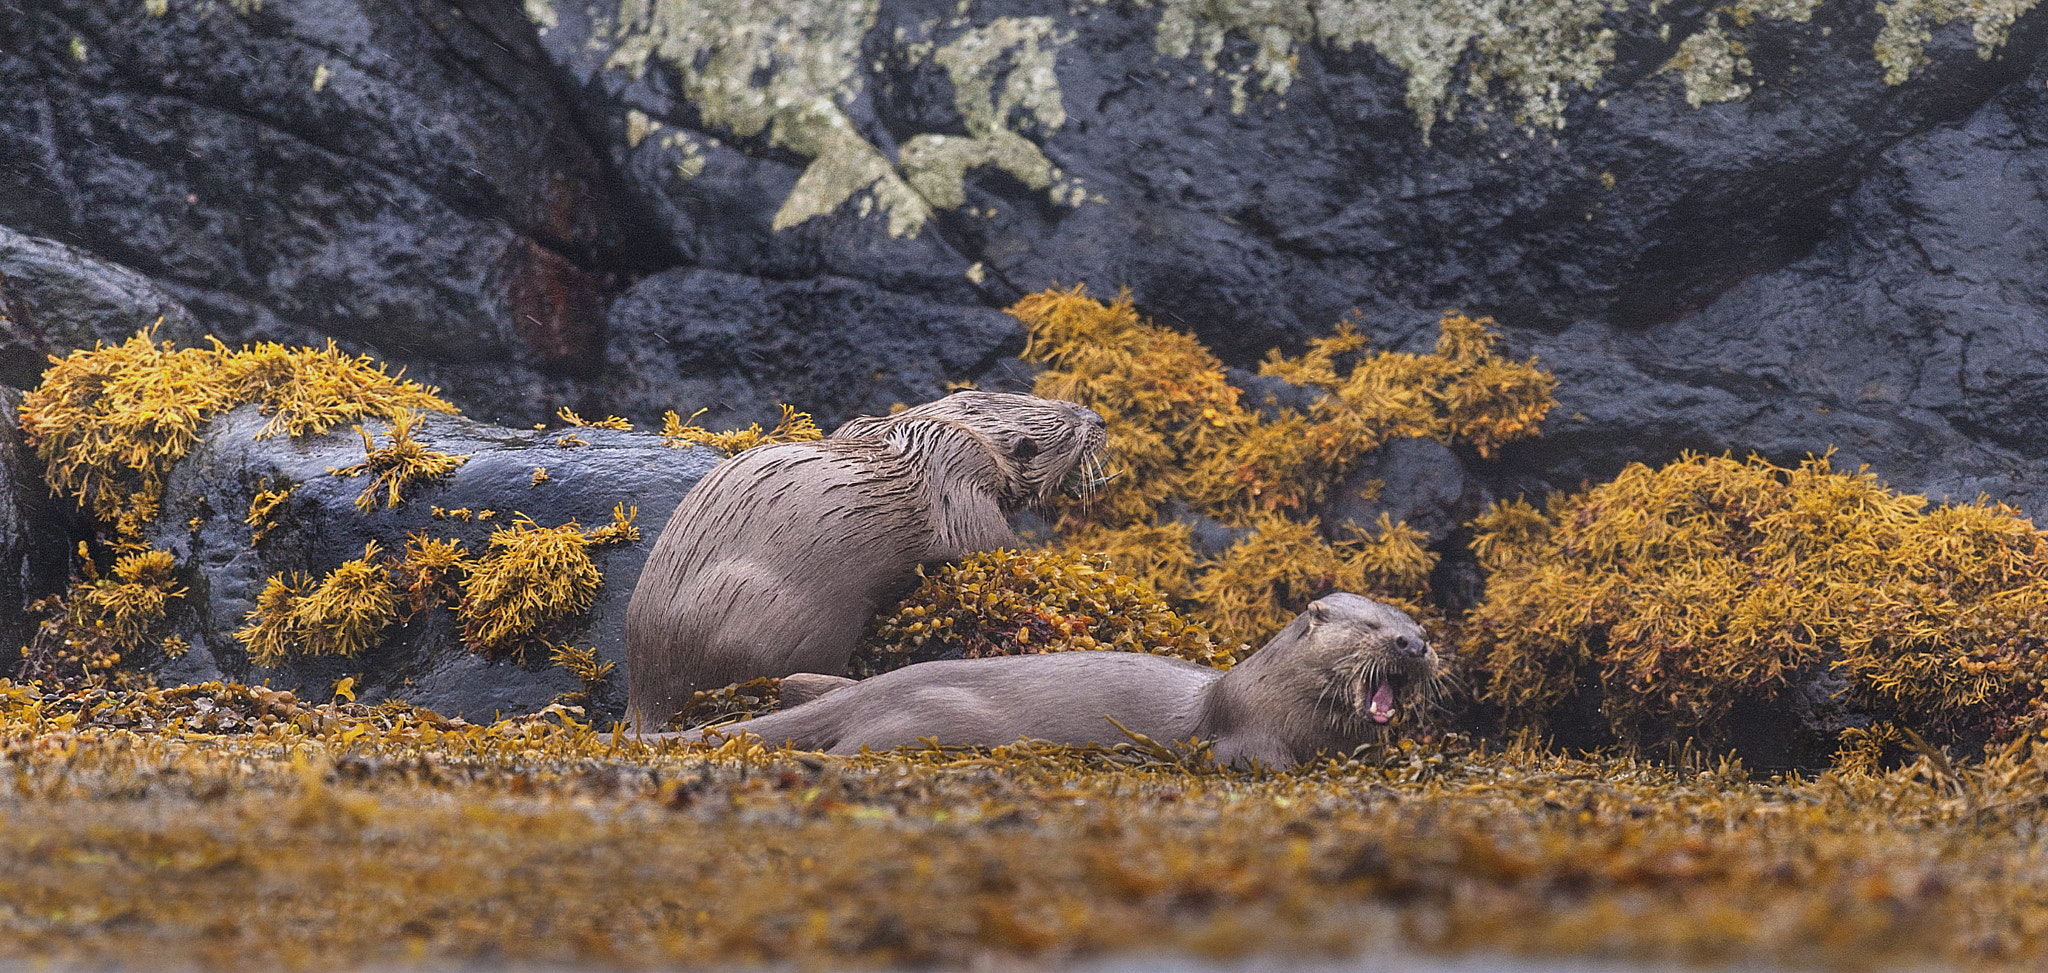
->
<box><xmin>623</xmin><ymin>393</ymin><xmax>1106</xmax><ymax>731</ymax></box>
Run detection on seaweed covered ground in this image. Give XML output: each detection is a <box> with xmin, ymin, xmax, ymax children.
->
<box><xmin>17</xmin><ymin>295</ymin><xmax>2048</xmax><ymax>971</ymax></box>
<box><xmin>4</xmin><ymin>683</ymin><xmax>2046</xmax><ymax>971</ymax></box>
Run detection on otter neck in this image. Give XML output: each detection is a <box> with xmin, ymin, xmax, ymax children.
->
<box><xmin>883</xmin><ymin>420</ymin><xmax>1019</xmax><ymax>558</ymax></box>
<box><xmin>1197</xmin><ymin>617</ymin><xmax>1364</xmax><ymax>760</ymax></box>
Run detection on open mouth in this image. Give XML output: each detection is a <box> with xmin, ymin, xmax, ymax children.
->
<box><xmin>1365</xmin><ymin>673</ymin><xmax>1410</xmax><ymax>724</ymax></box>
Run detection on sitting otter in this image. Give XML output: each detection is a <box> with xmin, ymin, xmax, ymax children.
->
<box><xmin>624</xmin><ymin>392</ymin><xmax>1108</xmax><ymax>731</ymax></box>
<box><xmin>680</xmin><ymin>594</ymin><xmax>1439</xmax><ymax>770</ymax></box>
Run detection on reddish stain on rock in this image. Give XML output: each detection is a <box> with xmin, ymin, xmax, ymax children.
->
<box><xmin>505</xmin><ymin>238</ymin><xmax>605</xmax><ymax>378</ymax></box>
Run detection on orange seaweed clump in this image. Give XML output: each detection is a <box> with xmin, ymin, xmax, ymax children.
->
<box><xmin>244</xmin><ymin>480</ymin><xmax>294</xmax><ymax>543</ymax></box>
<box><xmin>235</xmin><ymin>543</ymin><xmax>398</xmax><ymax>667</ymax></box>
<box><xmin>19</xmin><ymin>546</ymin><xmax>188</xmax><ymax>689</ymax></box>
<box><xmin>664</xmin><ymin>676</ymin><xmax>783</xmax><ymax>730</ymax></box>
<box><xmin>456</xmin><ymin>506</ymin><xmax>640</xmax><ymax>655</ymax></box>
<box><xmin>1195</xmin><ymin>513</ymin><xmax>1435</xmax><ymax>642</ymax></box>
<box><xmin>387</xmin><ymin>533</ymin><xmax>470</xmax><ymax>622</ymax></box>
<box><xmin>1263</xmin><ymin>313</ymin><xmax>1556</xmax><ymax>460</ymax></box>
<box><xmin>328</xmin><ymin>409</ymin><xmax>468</xmax><ymax>513</ymax></box>
<box><xmin>1015</xmin><ymin>288</ymin><xmax>1555</xmax><ymax>528</ymax></box>
<box><xmin>1005</xmin><ymin>286</ymin><xmax>1544</xmax><ymax>647</ymax></box>
<box><xmin>20</xmin><ymin>328</ymin><xmax>452</xmax><ymax>538</ymax></box>
<box><xmin>548</xmin><ymin>642</ymin><xmax>617</xmax><ymax>712</ymax></box>
<box><xmin>659</xmin><ymin>404</ymin><xmax>822</xmax><ymax>454</ymax></box>
<box><xmin>1467</xmin><ymin>452</ymin><xmax>2048</xmax><ymax>747</ymax></box>
<box><xmin>1014</xmin><ymin>286</ymin><xmax>1252</xmax><ymax>522</ymax></box>
<box><xmin>70</xmin><ymin>547</ymin><xmax>185</xmax><ymax>655</ymax></box>
<box><xmin>858</xmin><ymin>549</ymin><xmax>1231</xmax><ymax>676</ymax></box>
<box><xmin>6</xmin><ymin>678</ymin><xmax>2048</xmax><ymax>971</ymax></box>
<box><xmin>555</xmin><ymin>407</ymin><xmax>632</xmax><ymax>430</ymax></box>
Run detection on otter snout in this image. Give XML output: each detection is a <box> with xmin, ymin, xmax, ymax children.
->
<box><xmin>1394</xmin><ymin>633</ymin><xmax>1428</xmax><ymax>658</ymax></box>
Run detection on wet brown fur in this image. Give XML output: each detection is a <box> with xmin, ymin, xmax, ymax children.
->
<box><xmin>680</xmin><ymin>594</ymin><xmax>1440</xmax><ymax>770</ymax></box>
<box><xmin>624</xmin><ymin>392</ymin><xmax>1106</xmax><ymax>730</ymax></box>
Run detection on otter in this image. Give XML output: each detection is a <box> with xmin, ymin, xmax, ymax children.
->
<box><xmin>624</xmin><ymin>391</ymin><xmax>1108</xmax><ymax>731</ymax></box>
<box><xmin>679</xmin><ymin>594</ymin><xmax>1439</xmax><ymax>770</ymax></box>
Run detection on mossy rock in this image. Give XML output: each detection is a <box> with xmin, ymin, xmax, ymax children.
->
<box><xmin>139</xmin><ymin>406</ymin><xmax>720</xmax><ymax>722</ymax></box>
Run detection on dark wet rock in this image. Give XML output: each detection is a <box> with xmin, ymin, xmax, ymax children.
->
<box><xmin>1321</xmin><ymin>437</ymin><xmax>1479</xmax><ymax>546</ymax></box>
<box><xmin>1165</xmin><ymin>500</ymin><xmax>1252</xmax><ymax>559</ymax></box>
<box><xmin>0</xmin><ymin>384</ymin><xmax>73</xmax><ymax>651</ymax></box>
<box><xmin>596</xmin><ymin>267</ymin><xmax>1023</xmax><ymax>430</ymax></box>
<box><xmin>1727</xmin><ymin>669</ymin><xmax>1871</xmax><ymax>771</ymax></box>
<box><xmin>9</xmin><ymin>0</ymin><xmax>2048</xmax><ymax>529</ymax></box>
<box><xmin>516</xmin><ymin>0</ymin><xmax>2048</xmax><ymax>526</ymax></box>
<box><xmin>10</xmin><ymin>0</ymin><xmax>2048</xmax><ymax>759</ymax></box>
<box><xmin>0</xmin><ymin>0</ymin><xmax>630</xmax><ymax>424</ymax></box>
<box><xmin>139</xmin><ymin>406</ymin><xmax>720</xmax><ymax>721</ymax></box>
<box><xmin>0</xmin><ymin>226</ymin><xmax>204</xmax><ymax>390</ymax></box>
<box><xmin>1504</xmin><ymin>53</ymin><xmax>2048</xmax><ymax>515</ymax></box>
<box><xmin>1226</xmin><ymin>368</ymin><xmax>1328</xmax><ymax>424</ymax></box>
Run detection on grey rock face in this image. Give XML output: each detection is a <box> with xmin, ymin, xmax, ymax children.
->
<box><xmin>597</xmin><ymin>267</ymin><xmax>1023</xmax><ymax>430</ymax></box>
<box><xmin>0</xmin><ymin>226</ymin><xmax>206</xmax><ymax>389</ymax></box>
<box><xmin>10</xmin><ymin>0</ymin><xmax>2048</xmax><ymax>523</ymax></box>
<box><xmin>0</xmin><ymin>384</ymin><xmax>73</xmax><ymax>652</ymax></box>
<box><xmin>1506</xmin><ymin>55</ymin><xmax>2048</xmax><ymax>514</ymax></box>
<box><xmin>0</xmin><ymin>0</ymin><xmax>630</xmax><ymax>423</ymax></box>
<box><xmin>11</xmin><ymin>0</ymin><xmax>2048</xmax><ymax>756</ymax></box>
<box><xmin>1321</xmin><ymin>438</ymin><xmax>1478</xmax><ymax>547</ymax></box>
<box><xmin>515</xmin><ymin>0</ymin><xmax>2048</xmax><ymax>523</ymax></box>
<box><xmin>140</xmin><ymin>407</ymin><xmax>719</xmax><ymax>721</ymax></box>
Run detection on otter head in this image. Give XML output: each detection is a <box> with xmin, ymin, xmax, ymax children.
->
<box><xmin>1294</xmin><ymin>593</ymin><xmax>1440</xmax><ymax>729</ymax></box>
<box><xmin>833</xmin><ymin>391</ymin><xmax>1109</xmax><ymax>510</ymax></box>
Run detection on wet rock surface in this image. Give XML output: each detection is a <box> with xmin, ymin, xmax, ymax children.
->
<box><xmin>1511</xmin><ymin>55</ymin><xmax>2048</xmax><ymax>516</ymax></box>
<box><xmin>596</xmin><ymin>266</ymin><xmax>1022</xmax><ymax>429</ymax></box>
<box><xmin>0</xmin><ymin>225</ymin><xmax>205</xmax><ymax>389</ymax></box>
<box><xmin>0</xmin><ymin>384</ymin><xmax>72</xmax><ymax>651</ymax></box>
<box><xmin>5</xmin><ymin>0</ymin><xmax>2048</xmax><ymax>515</ymax></box>
<box><xmin>139</xmin><ymin>406</ymin><xmax>719</xmax><ymax>721</ymax></box>
<box><xmin>0</xmin><ymin>0</ymin><xmax>629</xmax><ymax>423</ymax></box>
<box><xmin>11</xmin><ymin>0</ymin><xmax>2048</xmax><ymax>751</ymax></box>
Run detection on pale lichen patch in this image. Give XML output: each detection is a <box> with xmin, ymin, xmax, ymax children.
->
<box><xmin>1142</xmin><ymin>0</ymin><xmax>1624</xmax><ymax>138</ymax></box>
<box><xmin>577</xmin><ymin>1</ymin><xmax>1084</xmax><ymax>236</ymax></box>
<box><xmin>525</xmin><ymin>0</ymin><xmax>559</xmax><ymax>31</ymax></box>
<box><xmin>544</xmin><ymin>0</ymin><xmax>2041</xmax><ymax>229</ymax></box>
<box><xmin>1657</xmin><ymin>0</ymin><xmax>1819</xmax><ymax>105</ymax></box>
<box><xmin>1663</xmin><ymin>24</ymin><xmax>1752</xmax><ymax>105</ymax></box>
<box><xmin>662</xmin><ymin>132</ymin><xmax>707</xmax><ymax>180</ymax></box>
<box><xmin>938</xmin><ymin>16</ymin><xmax>1070</xmax><ymax>136</ymax></box>
<box><xmin>900</xmin><ymin>17</ymin><xmax>1072</xmax><ymax>215</ymax></box>
<box><xmin>1736</xmin><ymin>0</ymin><xmax>1823</xmax><ymax>21</ymax></box>
<box><xmin>625</xmin><ymin>108</ymin><xmax>657</xmax><ymax>149</ymax></box>
<box><xmin>601</xmin><ymin>0</ymin><xmax>939</xmax><ymax>235</ymax></box>
<box><xmin>1875</xmin><ymin>0</ymin><xmax>2044</xmax><ymax>84</ymax></box>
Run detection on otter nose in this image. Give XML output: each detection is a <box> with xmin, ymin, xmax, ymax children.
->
<box><xmin>1076</xmin><ymin>405</ymin><xmax>1106</xmax><ymax>429</ymax></box>
<box><xmin>1395</xmin><ymin>634</ymin><xmax>1427</xmax><ymax>658</ymax></box>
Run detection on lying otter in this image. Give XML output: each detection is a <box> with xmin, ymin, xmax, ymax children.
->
<box><xmin>624</xmin><ymin>391</ymin><xmax>1108</xmax><ymax>731</ymax></box>
<box><xmin>680</xmin><ymin>594</ymin><xmax>1439</xmax><ymax>770</ymax></box>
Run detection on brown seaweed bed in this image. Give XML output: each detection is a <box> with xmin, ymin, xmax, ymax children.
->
<box><xmin>0</xmin><ymin>682</ymin><xmax>2044</xmax><ymax>972</ymax></box>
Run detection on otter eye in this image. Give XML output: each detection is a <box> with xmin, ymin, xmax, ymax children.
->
<box><xmin>1011</xmin><ymin>437</ymin><xmax>1040</xmax><ymax>459</ymax></box>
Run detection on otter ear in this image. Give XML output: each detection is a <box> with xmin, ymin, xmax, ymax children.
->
<box><xmin>1307</xmin><ymin>602</ymin><xmax>1329</xmax><ymax>625</ymax></box>
<box><xmin>1009</xmin><ymin>436</ymin><xmax>1040</xmax><ymax>459</ymax></box>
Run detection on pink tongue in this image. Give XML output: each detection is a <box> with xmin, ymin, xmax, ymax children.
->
<box><xmin>1367</xmin><ymin>679</ymin><xmax>1396</xmax><ymax>724</ymax></box>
